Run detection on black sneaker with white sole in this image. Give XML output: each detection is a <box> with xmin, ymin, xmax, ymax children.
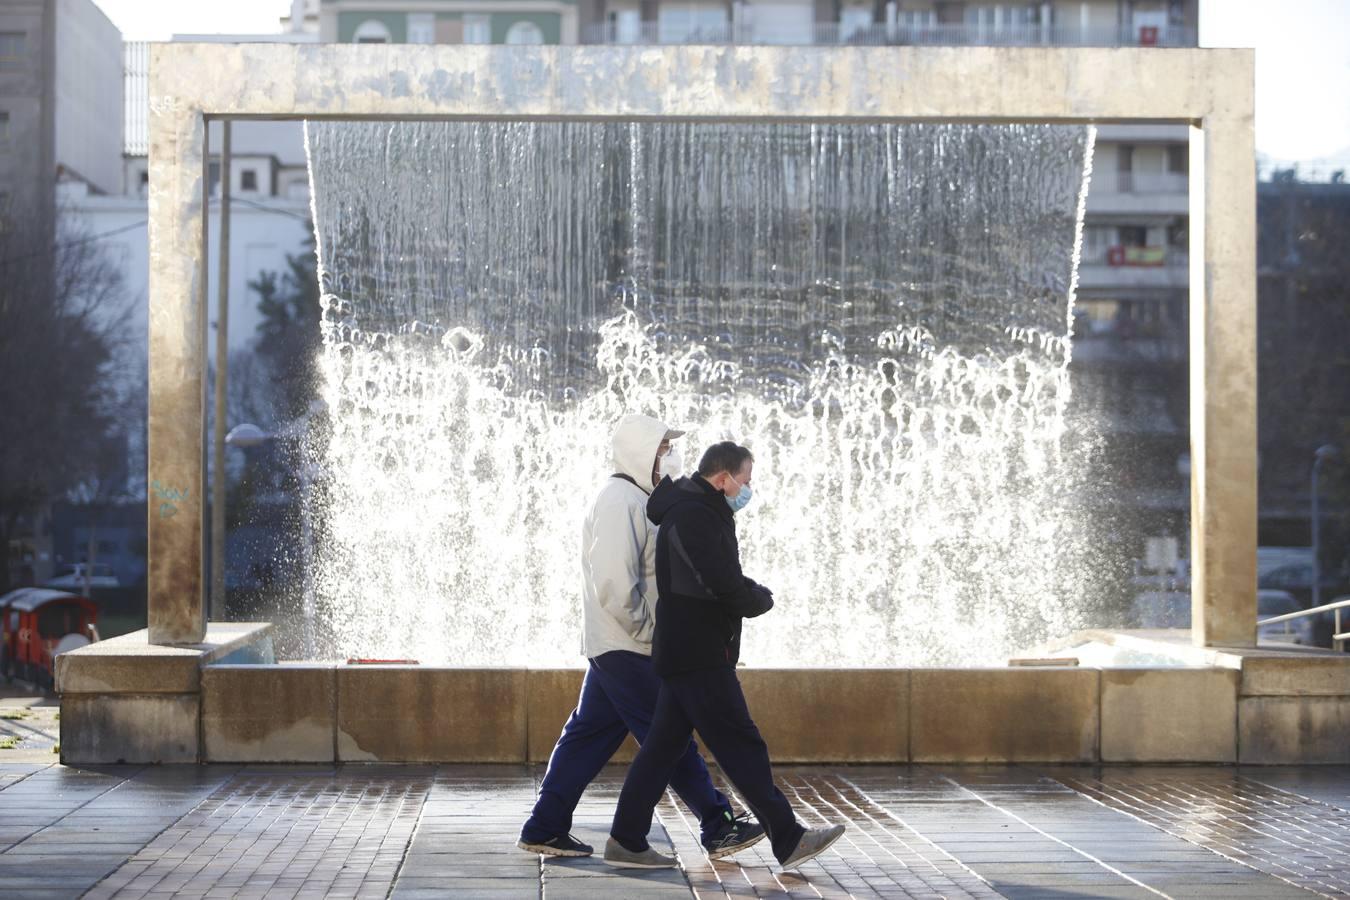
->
<box><xmin>517</xmin><ymin>832</ymin><xmax>594</xmax><ymax>857</ymax></box>
<box><xmin>703</xmin><ymin>811</ymin><xmax>767</xmax><ymax>860</ymax></box>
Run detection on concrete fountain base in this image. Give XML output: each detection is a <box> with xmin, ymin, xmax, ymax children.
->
<box><xmin>53</xmin><ymin>622</ymin><xmax>275</xmax><ymax>764</ymax></box>
<box><xmin>54</xmin><ymin>628</ymin><xmax>1350</xmax><ymax>766</ymax></box>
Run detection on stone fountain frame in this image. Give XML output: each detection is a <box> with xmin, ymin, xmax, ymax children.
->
<box><xmin>144</xmin><ymin>43</ymin><xmax>1255</xmax><ymax>649</ymax></box>
<box><xmin>76</xmin><ymin>43</ymin><xmax>1350</xmax><ymax>768</ymax></box>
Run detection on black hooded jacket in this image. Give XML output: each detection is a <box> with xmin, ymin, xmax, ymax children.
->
<box><xmin>646</xmin><ymin>473</ymin><xmax>774</xmax><ymax>676</ymax></box>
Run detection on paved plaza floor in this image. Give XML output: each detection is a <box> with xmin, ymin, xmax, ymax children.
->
<box><xmin>2</xmin><ymin>757</ymin><xmax>1350</xmax><ymax>900</ymax></box>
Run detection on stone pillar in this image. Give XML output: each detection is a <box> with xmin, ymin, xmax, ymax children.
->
<box><xmin>1189</xmin><ymin>78</ymin><xmax>1258</xmax><ymax>647</ymax></box>
<box><xmin>147</xmin><ymin>44</ymin><xmax>208</xmax><ymax>645</ymax></box>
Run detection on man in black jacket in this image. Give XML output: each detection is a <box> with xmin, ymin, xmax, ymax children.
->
<box><xmin>603</xmin><ymin>442</ymin><xmax>846</xmax><ymax>872</ymax></box>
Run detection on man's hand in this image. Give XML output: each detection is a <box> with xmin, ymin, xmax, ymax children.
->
<box><xmin>740</xmin><ymin>584</ymin><xmax>774</xmax><ymax>619</ymax></box>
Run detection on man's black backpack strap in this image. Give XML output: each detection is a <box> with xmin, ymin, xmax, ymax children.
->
<box><xmin>611</xmin><ymin>473</ymin><xmax>640</xmax><ymax>488</ymax></box>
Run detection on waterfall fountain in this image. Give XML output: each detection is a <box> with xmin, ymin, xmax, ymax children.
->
<box><xmin>301</xmin><ymin>120</ymin><xmax>1100</xmax><ymax>667</ymax></box>
<box><xmin>57</xmin><ymin>43</ymin><xmax>1275</xmax><ymax>767</ymax></box>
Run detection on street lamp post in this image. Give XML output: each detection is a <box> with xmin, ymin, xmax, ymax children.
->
<box><xmin>212</xmin><ymin>122</ymin><xmax>232</xmax><ymax>623</ymax></box>
<box><xmin>1312</xmin><ymin>444</ymin><xmax>1342</xmax><ymax>610</ymax></box>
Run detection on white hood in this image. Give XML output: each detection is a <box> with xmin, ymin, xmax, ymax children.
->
<box><xmin>578</xmin><ymin>413</ymin><xmax>683</xmax><ymax>659</ymax></box>
<box><xmin>611</xmin><ymin>413</ymin><xmax>672</xmax><ymax>491</ymax></box>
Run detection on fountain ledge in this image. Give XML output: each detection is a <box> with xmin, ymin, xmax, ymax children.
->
<box><xmin>55</xmin><ymin>623</ymin><xmax>274</xmax><ymax>764</ymax></box>
<box><xmin>53</xmin><ymin>628</ymin><xmax>1350</xmax><ymax>767</ymax></box>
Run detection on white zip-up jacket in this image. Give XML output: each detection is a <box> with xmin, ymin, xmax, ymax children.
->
<box><xmin>580</xmin><ymin>414</ymin><xmax>677</xmax><ymax>659</ymax></box>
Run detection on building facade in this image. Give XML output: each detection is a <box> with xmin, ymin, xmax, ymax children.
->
<box><xmin>318</xmin><ymin>0</ymin><xmax>1195</xmax><ymax>48</ymax></box>
<box><xmin>318</xmin><ymin>0</ymin><xmax>579</xmax><ymax>45</ymax></box>
<box><xmin>0</xmin><ymin>0</ymin><xmax>123</xmax><ymax>591</ymax></box>
<box><xmin>0</xmin><ymin>0</ymin><xmax>121</xmax><ymax>225</ymax></box>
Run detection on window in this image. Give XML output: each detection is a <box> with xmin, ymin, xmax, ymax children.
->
<box><xmin>463</xmin><ymin>15</ymin><xmax>491</xmax><ymax>44</ymax></box>
<box><xmin>0</xmin><ymin>111</ymin><xmax>8</xmax><ymax>147</ymax></box>
<box><xmin>658</xmin><ymin>4</ymin><xmax>728</xmax><ymax>42</ymax></box>
<box><xmin>1167</xmin><ymin>143</ymin><xmax>1188</xmax><ymax>175</ymax></box>
<box><xmin>1082</xmin><ymin>224</ymin><xmax>1114</xmax><ymax>262</ymax></box>
<box><xmin>964</xmin><ymin>6</ymin><xmax>996</xmax><ymax>27</ymax></box>
<box><xmin>208</xmin><ymin>161</ymin><xmax>221</xmax><ymax>196</ymax></box>
<box><xmin>1119</xmin><ymin>225</ymin><xmax>1148</xmax><ymax>247</ymax></box>
<box><xmin>1166</xmin><ymin>220</ymin><xmax>1187</xmax><ymax>249</ymax></box>
<box><xmin>962</xmin><ymin>5</ymin><xmax>1039</xmax><ymax>28</ymax></box>
<box><xmin>407</xmin><ymin>13</ymin><xmax>435</xmax><ymax>44</ymax></box>
<box><xmin>608</xmin><ymin>9</ymin><xmax>641</xmax><ymax>43</ymax></box>
<box><xmin>352</xmin><ymin>19</ymin><xmax>393</xmax><ymax>43</ymax></box>
<box><xmin>840</xmin><ymin>5</ymin><xmax>873</xmax><ymax>39</ymax></box>
<box><xmin>1116</xmin><ymin>143</ymin><xmax>1135</xmax><ymax>192</ymax></box>
<box><xmin>1117</xmin><ymin>144</ymin><xmax>1135</xmax><ymax>172</ymax></box>
<box><xmin>505</xmin><ymin>21</ymin><xmax>545</xmax><ymax>44</ymax></box>
<box><xmin>0</xmin><ymin>191</ymin><xmax>10</xmax><ymax>234</ymax></box>
<box><xmin>241</xmin><ymin>169</ymin><xmax>258</xmax><ymax>191</ymax></box>
<box><xmin>0</xmin><ymin>32</ymin><xmax>25</xmax><ymax>66</ymax></box>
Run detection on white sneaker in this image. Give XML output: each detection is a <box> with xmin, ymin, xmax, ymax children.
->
<box><xmin>602</xmin><ymin>837</ymin><xmax>678</xmax><ymax>869</ymax></box>
<box><xmin>780</xmin><ymin>824</ymin><xmax>845</xmax><ymax>871</ymax></box>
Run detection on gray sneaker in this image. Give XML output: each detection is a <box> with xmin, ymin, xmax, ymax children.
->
<box><xmin>603</xmin><ymin>837</ymin><xmax>678</xmax><ymax>869</ymax></box>
<box><xmin>780</xmin><ymin>824</ymin><xmax>846</xmax><ymax>871</ymax></box>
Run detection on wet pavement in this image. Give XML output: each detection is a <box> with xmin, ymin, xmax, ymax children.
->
<box><xmin>0</xmin><ymin>688</ymin><xmax>60</xmax><ymax>762</ymax></box>
<box><xmin>1</xmin><ymin>763</ymin><xmax>1349</xmax><ymax>899</ymax></box>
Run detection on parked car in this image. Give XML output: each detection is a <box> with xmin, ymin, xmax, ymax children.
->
<box><xmin>45</xmin><ymin>563</ymin><xmax>120</xmax><ymax>592</ymax></box>
<box><xmin>1256</xmin><ymin>589</ymin><xmax>1314</xmax><ymax>645</ymax></box>
<box><xmin>1131</xmin><ymin>589</ymin><xmax>1315</xmax><ymax>646</ymax></box>
<box><xmin>1258</xmin><ymin>561</ymin><xmax>1348</xmax><ymax>644</ymax></box>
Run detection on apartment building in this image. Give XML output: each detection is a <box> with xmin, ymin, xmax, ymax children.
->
<box><xmin>318</xmin><ymin>0</ymin><xmax>579</xmax><ymax>44</ymax></box>
<box><xmin>583</xmin><ymin>0</ymin><xmax>1196</xmax><ymax>46</ymax></box>
<box><xmin>320</xmin><ymin>0</ymin><xmax>1194</xmax><ymax>46</ymax></box>
<box><xmin>0</xmin><ymin>0</ymin><xmax>121</xmax><ymax>226</ymax></box>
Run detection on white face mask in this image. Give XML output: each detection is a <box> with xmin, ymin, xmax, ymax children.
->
<box><xmin>657</xmin><ymin>446</ymin><xmax>683</xmax><ymax>479</ymax></box>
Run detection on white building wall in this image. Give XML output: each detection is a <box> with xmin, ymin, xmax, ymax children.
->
<box><xmin>54</xmin><ymin>0</ymin><xmax>121</xmax><ymax>194</ymax></box>
<box><xmin>62</xmin><ymin>183</ymin><xmax>315</xmax><ymax>381</ymax></box>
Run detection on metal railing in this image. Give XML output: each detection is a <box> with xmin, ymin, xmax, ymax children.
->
<box><xmin>1090</xmin><ymin>170</ymin><xmax>1189</xmax><ymax>195</ymax></box>
<box><xmin>1258</xmin><ymin>595</ymin><xmax>1350</xmax><ymax>652</ymax></box>
<box><xmin>582</xmin><ymin>21</ymin><xmax>1198</xmax><ymax>48</ymax></box>
<box><xmin>1078</xmin><ymin>245</ymin><xmax>1188</xmax><ymax>267</ymax></box>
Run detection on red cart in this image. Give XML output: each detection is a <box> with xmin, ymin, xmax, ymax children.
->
<box><xmin>0</xmin><ymin>588</ymin><xmax>98</xmax><ymax>687</ymax></box>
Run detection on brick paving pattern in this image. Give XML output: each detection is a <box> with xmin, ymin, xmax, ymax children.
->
<box><xmin>3</xmin><ymin>762</ymin><xmax>1350</xmax><ymax>898</ymax></box>
<box><xmin>1058</xmin><ymin>767</ymin><xmax>1350</xmax><ymax>897</ymax></box>
<box><xmin>85</xmin><ymin>767</ymin><xmax>430</xmax><ymax>900</ymax></box>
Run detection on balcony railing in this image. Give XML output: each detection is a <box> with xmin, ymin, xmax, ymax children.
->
<box><xmin>1091</xmin><ymin>171</ymin><xmax>1189</xmax><ymax>195</ymax></box>
<box><xmin>582</xmin><ymin>21</ymin><xmax>1198</xmax><ymax>48</ymax></box>
<box><xmin>1080</xmin><ymin>245</ymin><xmax>1188</xmax><ymax>268</ymax></box>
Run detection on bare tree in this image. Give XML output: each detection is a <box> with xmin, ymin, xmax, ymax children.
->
<box><xmin>250</xmin><ymin>234</ymin><xmax>322</xmax><ymax>424</ymax></box>
<box><xmin>0</xmin><ymin>202</ymin><xmax>130</xmax><ymax>594</ymax></box>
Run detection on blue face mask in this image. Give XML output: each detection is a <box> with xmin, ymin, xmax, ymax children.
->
<box><xmin>725</xmin><ymin>474</ymin><xmax>753</xmax><ymax>513</ymax></box>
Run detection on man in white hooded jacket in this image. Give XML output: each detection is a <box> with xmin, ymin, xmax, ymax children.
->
<box><xmin>518</xmin><ymin>413</ymin><xmax>764</xmax><ymax>860</ymax></box>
